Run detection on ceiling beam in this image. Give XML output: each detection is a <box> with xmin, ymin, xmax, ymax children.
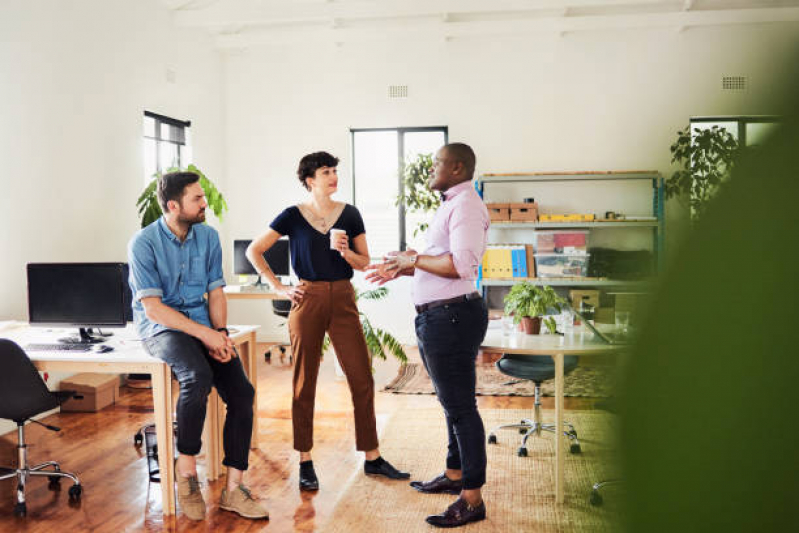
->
<box><xmin>213</xmin><ymin>7</ymin><xmax>799</xmax><ymax>49</ymax></box>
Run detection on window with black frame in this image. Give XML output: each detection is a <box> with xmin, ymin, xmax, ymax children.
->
<box><xmin>142</xmin><ymin>111</ymin><xmax>192</xmax><ymax>185</ymax></box>
<box><xmin>351</xmin><ymin>126</ymin><xmax>448</xmax><ymax>257</ymax></box>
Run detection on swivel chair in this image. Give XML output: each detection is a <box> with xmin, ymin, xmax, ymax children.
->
<box><xmin>268</xmin><ymin>299</ymin><xmax>292</xmax><ymax>363</ymax></box>
<box><xmin>589</xmin><ymin>399</ymin><xmax>622</xmax><ymax>506</ymax></box>
<box><xmin>487</xmin><ymin>353</ymin><xmax>581</xmax><ymax>456</ymax></box>
<box><xmin>0</xmin><ymin>339</ymin><xmax>82</xmax><ymax>517</ymax></box>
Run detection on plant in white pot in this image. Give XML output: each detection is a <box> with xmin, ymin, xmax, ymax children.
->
<box><xmin>503</xmin><ymin>283</ymin><xmax>567</xmax><ymax>335</ymax></box>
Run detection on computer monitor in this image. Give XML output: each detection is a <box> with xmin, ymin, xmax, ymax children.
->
<box><xmin>233</xmin><ymin>239</ymin><xmax>290</xmax><ymax>282</ymax></box>
<box><xmin>27</xmin><ymin>262</ymin><xmax>128</xmax><ymax>344</ymax></box>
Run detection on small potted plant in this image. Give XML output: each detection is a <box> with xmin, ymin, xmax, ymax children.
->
<box><xmin>503</xmin><ymin>283</ymin><xmax>567</xmax><ymax>335</ymax></box>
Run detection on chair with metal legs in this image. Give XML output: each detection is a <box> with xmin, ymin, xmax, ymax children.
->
<box><xmin>0</xmin><ymin>340</ymin><xmax>82</xmax><ymax>517</ymax></box>
<box><xmin>487</xmin><ymin>353</ymin><xmax>582</xmax><ymax>456</ymax></box>
<box><xmin>589</xmin><ymin>399</ymin><xmax>622</xmax><ymax>506</ymax></box>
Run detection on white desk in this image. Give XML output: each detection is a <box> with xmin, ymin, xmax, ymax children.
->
<box><xmin>481</xmin><ymin>328</ymin><xmax>623</xmax><ymax>504</ymax></box>
<box><xmin>0</xmin><ymin>323</ymin><xmax>259</xmax><ymax>516</ymax></box>
<box><xmin>224</xmin><ymin>285</ymin><xmax>284</xmax><ymax>300</ymax></box>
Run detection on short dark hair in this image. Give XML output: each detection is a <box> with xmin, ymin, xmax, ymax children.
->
<box><xmin>443</xmin><ymin>143</ymin><xmax>476</xmax><ymax>179</ymax></box>
<box><xmin>157</xmin><ymin>171</ymin><xmax>200</xmax><ymax>211</ymax></box>
<box><xmin>297</xmin><ymin>151</ymin><xmax>339</xmax><ymax>191</ymax></box>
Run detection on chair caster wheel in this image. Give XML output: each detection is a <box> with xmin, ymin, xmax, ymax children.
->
<box><xmin>517</xmin><ymin>447</ymin><xmax>528</xmax><ymax>457</ymax></box>
<box><xmin>14</xmin><ymin>502</ymin><xmax>26</xmax><ymax>517</ymax></box>
<box><xmin>68</xmin><ymin>484</ymin><xmax>82</xmax><ymax>500</ymax></box>
<box><xmin>590</xmin><ymin>491</ymin><xmax>603</xmax><ymax>506</ymax></box>
<box><xmin>48</xmin><ymin>476</ymin><xmax>61</xmax><ymax>489</ymax></box>
<box><xmin>279</xmin><ymin>346</ymin><xmax>286</xmax><ymax>354</ymax></box>
<box><xmin>519</xmin><ymin>428</ymin><xmax>527</xmax><ymax>434</ymax></box>
<box><xmin>570</xmin><ymin>443</ymin><xmax>582</xmax><ymax>454</ymax></box>
<box><xmin>487</xmin><ymin>434</ymin><xmax>497</xmax><ymax>444</ymax></box>
<box><xmin>134</xmin><ymin>433</ymin><xmax>143</xmax><ymax>446</ymax></box>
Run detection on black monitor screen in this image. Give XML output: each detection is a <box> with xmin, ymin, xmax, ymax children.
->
<box><xmin>27</xmin><ymin>263</ymin><xmax>127</xmax><ymax>328</ymax></box>
<box><xmin>233</xmin><ymin>239</ymin><xmax>290</xmax><ymax>277</ymax></box>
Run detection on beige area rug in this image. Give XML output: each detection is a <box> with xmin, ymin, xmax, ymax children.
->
<box><xmin>383</xmin><ymin>363</ymin><xmax>615</xmax><ymax>398</ymax></box>
<box><xmin>324</xmin><ymin>409</ymin><xmax>621</xmax><ymax>533</ymax></box>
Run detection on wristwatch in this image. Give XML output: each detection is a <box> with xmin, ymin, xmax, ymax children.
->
<box><xmin>216</xmin><ymin>327</ymin><xmax>230</xmax><ymax>336</ymax></box>
<box><xmin>408</xmin><ymin>252</ymin><xmax>418</xmax><ymax>266</ymax></box>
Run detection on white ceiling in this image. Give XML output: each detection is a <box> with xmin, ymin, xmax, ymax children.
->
<box><xmin>161</xmin><ymin>0</ymin><xmax>799</xmax><ymax>49</ymax></box>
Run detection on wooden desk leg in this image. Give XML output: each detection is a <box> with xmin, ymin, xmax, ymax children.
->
<box><xmin>217</xmin><ymin>393</ymin><xmax>226</xmax><ymax>475</ymax></box>
<box><xmin>234</xmin><ymin>332</ymin><xmax>259</xmax><ymax>449</ymax></box>
<box><xmin>152</xmin><ymin>363</ymin><xmax>176</xmax><ymax>516</ymax></box>
<box><xmin>554</xmin><ymin>352</ymin><xmax>565</xmax><ymax>504</ymax></box>
<box><xmin>203</xmin><ymin>392</ymin><xmax>220</xmax><ymax>481</ymax></box>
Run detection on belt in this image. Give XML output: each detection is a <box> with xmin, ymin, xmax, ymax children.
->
<box><xmin>415</xmin><ymin>292</ymin><xmax>482</xmax><ymax>314</ymax></box>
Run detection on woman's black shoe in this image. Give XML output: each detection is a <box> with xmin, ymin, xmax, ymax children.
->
<box><xmin>299</xmin><ymin>461</ymin><xmax>319</xmax><ymax>491</ymax></box>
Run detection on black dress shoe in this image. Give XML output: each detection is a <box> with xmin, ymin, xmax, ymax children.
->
<box><xmin>364</xmin><ymin>457</ymin><xmax>410</xmax><ymax>479</ymax></box>
<box><xmin>299</xmin><ymin>461</ymin><xmax>319</xmax><ymax>491</ymax></box>
<box><xmin>425</xmin><ymin>498</ymin><xmax>486</xmax><ymax>528</ymax></box>
<box><xmin>410</xmin><ymin>472</ymin><xmax>463</xmax><ymax>495</ymax></box>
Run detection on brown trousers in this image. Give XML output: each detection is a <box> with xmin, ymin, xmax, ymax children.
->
<box><xmin>288</xmin><ymin>279</ymin><xmax>379</xmax><ymax>452</ymax></box>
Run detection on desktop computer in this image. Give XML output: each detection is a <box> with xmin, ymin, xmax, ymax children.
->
<box><xmin>233</xmin><ymin>239</ymin><xmax>290</xmax><ymax>287</ymax></box>
<box><xmin>27</xmin><ymin>262</ymin><xmax>130</xmax><ymax>345</ymax></box>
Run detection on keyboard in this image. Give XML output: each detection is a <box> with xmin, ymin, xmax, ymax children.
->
<box><xmin>26</xmin><ymin>343</ymin><xmax>92</xmax><ymax>352</ymax></box>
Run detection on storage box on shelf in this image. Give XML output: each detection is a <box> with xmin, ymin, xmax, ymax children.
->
<box><xmin>533</xmin><ymin>230</ymin><xmax>589</xmax><ymax>254</ymax></box>
<box><xmin>509</xmin><ymin>202</ymin><xmax>539</xmax><ymax>221</ymax></box>
<box><xmin>486</xmin><ymin>203</ymin><xmax>510</xmax><ymax>222</ymax></box>
<box><xmin>534</xmin><ymin>253</ymin><xmax>590</xmax><ymax>278</ymax></box>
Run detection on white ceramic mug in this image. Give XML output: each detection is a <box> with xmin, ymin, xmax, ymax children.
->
<box><xmin>330</xmin><ymin>229</ymin><xmax>346</xmax><ymax>254</ymax></box>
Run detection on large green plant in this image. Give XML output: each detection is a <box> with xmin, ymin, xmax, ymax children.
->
<box><xmin>666</xmin><ymin>125</ymin><xmax>739</xmax><ymax>221</ymax></box>
<box><xmin>396</xmin><ymin>153</ymin><xmax>440</xmax><ymax>237</ymax></box>
<box><xmin>503</xmin><ymin>283</ymin><xmax>566</xmax><ymax>334</ymax></box>
<box><xmin>136</xmin><ymin>164</ymin><xmax>228</xmax><ymax>228</ymax></box>
<box><xmin>322</xmin><ymin>287</ymin><xmax>407</xmax><ymax>365</ymax></box>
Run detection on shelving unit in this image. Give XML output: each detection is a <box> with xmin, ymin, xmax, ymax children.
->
<box><xmin>475</xmin><ymin>171</ymin><xmax>665</xmax><ymax>293</ymax></box>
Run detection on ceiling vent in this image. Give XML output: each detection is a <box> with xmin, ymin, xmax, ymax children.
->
<box><xmin>722</xmin><ymin>76</ymin><xmax>746</xmax><ymax>91</ymax></box>
<box><xmin>388</xmin><ymin>85</ymin><xmax>408</xmax><ymax>98</ymax></box>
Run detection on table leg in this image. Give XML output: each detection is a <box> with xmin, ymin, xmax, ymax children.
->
<box><xmin>234</xmin><ymin>332</ymin><xmax>259</xmax><ymax>449</ymax></box>
<box><xmin>152</xmin><ymin>363</ymin><xmax>176</xmax><ymax>515</ymax></box>
<box><xmin>554</xmin><ymin>352</ymin><xmax>565</xmax><ymax>504</ymax></box>
<box><xmin>203</xmin><ymin>392</ymin><xmax>220</xmax><ymax>481</ymax></box>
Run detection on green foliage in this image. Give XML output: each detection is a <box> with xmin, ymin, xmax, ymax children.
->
<box><xmin>665</xmin><ymin>125</ymin><xmax>739</xmax><ymax>221</ymax></box>
<box><xmin>321</xmin><ymin>286</ymin><xmax>408</xmax><ymax>365</ymax></box>
<box><xmin>136</xmin><ymin>164</ymin><xmax>229</xmax><ymax>228</ymax></box>
<box><xmin>395</xmin><ymin>153</ymin><xmax>440</xmax><ymax>237</ymax></box>
<box><xmin>503</xmin><ymin>283</ymin><xmax>566</xmax><ymax>333</ymax></box>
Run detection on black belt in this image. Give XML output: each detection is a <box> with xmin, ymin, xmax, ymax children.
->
<box><xmin>415</xmin><ymin>292</ymin><xmax>482</xmax><ymax>314</ymax></box>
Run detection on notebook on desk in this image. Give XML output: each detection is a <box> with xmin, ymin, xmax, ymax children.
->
<box><xmin>571</xmin><ymin>308</ymin><xmax>634</xmax><ymax>345</ymax></box>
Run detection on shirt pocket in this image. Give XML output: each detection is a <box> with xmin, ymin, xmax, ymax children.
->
<box><xmin>188</xmin><ymin>257</ymin><xmax>206</xmax><ymax>285</ymax></box>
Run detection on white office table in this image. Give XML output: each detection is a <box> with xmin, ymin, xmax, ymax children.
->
<box><xmin>480</xmin><ymin>328</ymin><xmax>624</xmax><ymax>504</ymax></box>
<box><xmin>0</xmin><ymin>323</ymin><xmax>259</xmax><ymax>516</ymax></box>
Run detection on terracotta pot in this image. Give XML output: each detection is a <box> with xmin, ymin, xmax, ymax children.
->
<box><xmin>519</xmin><ymin>316</ymin><xmax>541</xmax><ymax>335</ymax></box>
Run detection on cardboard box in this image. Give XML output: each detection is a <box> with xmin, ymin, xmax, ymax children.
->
<box><xmin>569</xmin><ymin>289</ymin><xmax>600</xmax><ymax>310</ymax></box>
<box><xmin>509</xmin><ymin>202</ymin><xmax>538</xmax><ymax>221</ymax></box>
<box><xmin>595</xmin><ymin>307</ymin><xmax>615</xmax><ymax>324</ymax></box>
<box><xmin>59</xmin><ymin>373</ymin><xmax>119</xmax><ymax>412</ymax></box>
<box><xmin>486</xmin><ymin>203</ymin><xmax>510</xmax><ymax>222</ymax></box>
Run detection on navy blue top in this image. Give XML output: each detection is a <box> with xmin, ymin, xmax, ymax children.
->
<box><xmin>270</xmin><ymin>204</ymin><xmax>365</xmax><ymax>281</ymax></box>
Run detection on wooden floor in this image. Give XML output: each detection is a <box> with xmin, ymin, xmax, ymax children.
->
<box><xmin>0</xmin><ymin>345</ymin><xmax>597</xmax><ymax>532</ymax></box>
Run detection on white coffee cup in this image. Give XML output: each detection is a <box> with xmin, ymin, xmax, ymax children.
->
<box><xmin>330</xmin><ymin>229</ymin><xmax>346</xmax><ymax>254</ymax></box>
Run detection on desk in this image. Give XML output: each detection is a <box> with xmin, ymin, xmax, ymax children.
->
<box><xmin>1</xmin><ymin>323</ymin><xmax>259</xmax><ymax>516</ymax></box>
<box><xmin>224</xmin><ymin>285</ymin><xmax>282</xmax><ymax>300</ymax></box>
<box><xmin>480</xmin><ymin>328</ymin><xmax>623</xmax><ymax>504</ymax></box>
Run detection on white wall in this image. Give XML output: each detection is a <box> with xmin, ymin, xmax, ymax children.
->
<box><xmin>0</xmin><ymin>0</ymin><xmax>224</xmax><ymax>434</ymax></box>
<box><xmin>222</xmin><ymin>23</ymin><xmax>799</xmax><ymax>344</ymax></box>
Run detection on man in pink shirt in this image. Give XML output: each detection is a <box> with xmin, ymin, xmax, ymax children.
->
<box><xmin>366</xmin><ymin>143</ymin><xmax>490</xmax><ymax>528</ymax></box>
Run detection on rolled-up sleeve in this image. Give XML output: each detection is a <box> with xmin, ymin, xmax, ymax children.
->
<box><xmin>128</xmin><ymin>236</ymin><xmax>164</xmax><ymax>301</ymax></box>
<box><xmin>207</xmin><ymin>230</ymin><xmax>226</xmax><ymax>292</ymax></box>
<box><xmin>449</xmin><ymin>208</ymin><xmax>489</xmax><ymax>280</ymax></box>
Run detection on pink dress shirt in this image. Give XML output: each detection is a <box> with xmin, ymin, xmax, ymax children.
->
<box><xmin>412</xmin><ymin>180</ymin><xmax>490</xmax><ymax>306</ymax></box>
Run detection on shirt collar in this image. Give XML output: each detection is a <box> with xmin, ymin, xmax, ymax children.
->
<box><xmin>158</xmin><ymin>216</ymin><xmax>195</xmax><ymax>243</ymax></box>
<box><xmin>442</xmin><ymin>179</ymin><xmax>473</xmax><ymax>201</ymax></box>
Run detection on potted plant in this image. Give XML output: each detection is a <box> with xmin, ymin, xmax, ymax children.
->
<box><xmin>136</xmin><ymin>164</ymin><xmax>228</xmax><ymax>228</ymax></box>
<box><xmin>503</xmin><ymin>283</ymin><xmax>566</xmax><ymax>335</ymax></box>
<box><xmin>322</xmin><ymin>287</ymin><xmax>408</xmax><ymax>365</ymax></box>
<box><xmin>395</xmin><ymin>153</ymin><xmax>440</xmax><ymax>237</ymax></box>
<box><xmin>665</xmin><ymin>125</ymin><xmax>739</xmax><ymax>222</ymax></box>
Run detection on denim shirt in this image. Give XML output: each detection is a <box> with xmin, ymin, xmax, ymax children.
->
<box><xmin>127</xmin><ymin>217</ymin><xmax>226</xmax><ymax>339</ymax></box>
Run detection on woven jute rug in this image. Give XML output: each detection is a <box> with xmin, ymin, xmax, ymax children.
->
<box><xmin>382</xmin><ymin>363</ymin><xmax>615</xmax><ymax>398</ymax></box>
<box><xmin>324</xmin><ymin>408</ymin><xmax>620</xmax><ymax>532</ymax></box>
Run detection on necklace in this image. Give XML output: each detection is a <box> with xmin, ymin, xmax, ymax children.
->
<box><xmin>298</xmin><ymin>202</ymin><xmax>345</xmax><ymax>234</ymax></box>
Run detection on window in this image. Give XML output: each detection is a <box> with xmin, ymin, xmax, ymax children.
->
<box><xmin>689</xmin><ymin>116</ymin><xmax>779</xmax><ymax>148</ymax></box>
<box><xmin>351</xmin><ymin>127</ymin><xmax>448</xmax><ymax>257</ymax></box>
<box><xmin>143</xmin><ymin>111</ymin><xmax>192</xmax><ymax>185</ymax></box>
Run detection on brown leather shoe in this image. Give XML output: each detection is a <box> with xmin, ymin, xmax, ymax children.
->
<box><xmin>220</xmin><ymin>485</ymin><xmax>269</xmax><ymax>519</ymax></box>
<box><xmin>425</xmin><ymin>498</ymin><xmax>486</xmax><ymax>528</ymax></box>
<box><xmin>176</xmin><ymin>474</ymin><xmax>206</xmax><ymax>521</ymax></box>
<box><xmin>409</xmin><ymin>472</ymin><xmax>463</xmax><ymax>495</ymax></box>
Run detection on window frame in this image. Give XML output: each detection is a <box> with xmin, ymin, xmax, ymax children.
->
<box><xmin>350</xmin><ymin>126</ymin><xmax>448</xmax><ymax>251</ymax></box>
<box><xmin>689</xmin><ymin>115</ymin><xmax>780</xmax><ymax>147</ymax></box>
<box><xmin>143</xmin><ymin>110</ymin><xmax>191</xmax><ymax>182</ymax></box>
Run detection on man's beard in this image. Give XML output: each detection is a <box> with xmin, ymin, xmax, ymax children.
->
<box><xmin>178</xmin><ymin>210</ymin><xmax>206</xmax><ymax>225</ymax></box>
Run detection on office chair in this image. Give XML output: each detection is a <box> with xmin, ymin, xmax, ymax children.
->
<box><xmin>268</xmin><ymin>299</ymin><xmax>292</xmax><ymax>363</ymax></box>
<box><xmin>487</xmin><ymin>353</ymin><xmax>582</xmax><ymax>456</ymax></box>
<box><xmin>0</xmin><ymin>340</ymin><xmax>82</xmax><ymax>517</ymax></box>
<box><xmin>589</xmin><ymin>399</ymin><xmax>622</xmax><ymax>506</ymax></box>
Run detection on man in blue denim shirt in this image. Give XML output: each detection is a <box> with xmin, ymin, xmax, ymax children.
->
<box><xmin>128</xmin><ymin>171</ymin><xmax>268</xmax><ymax>521</ymax></box>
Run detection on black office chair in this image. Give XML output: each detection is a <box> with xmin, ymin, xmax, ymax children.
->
<box><xmin>268</xmin><ymin>299</ymin><xmax>292</xmax><ymax>363</ymax></box>
<box><xmin>487</xmin><ymin>353</ymin><xmax>582</xmax><ymax>456</ymax></box>
<box><xmin>589</xmin><ymin>399</ymin><xmax>622</xmax><ymax>506</ymax></box>
<box><xmin>0</xmin><ymin>339</ymin><xmax>82</xmax><ymax>517</ymax></box>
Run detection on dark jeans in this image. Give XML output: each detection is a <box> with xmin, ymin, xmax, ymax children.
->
<box><xmin>142</xmin><ymin>330</ymin><xmax>254</xmax><ymax>471</ymax></box>
<box><xmin>415</xmin><ymin>297</ymin><xmax>489</xmax><ymax>490</ymax></box>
